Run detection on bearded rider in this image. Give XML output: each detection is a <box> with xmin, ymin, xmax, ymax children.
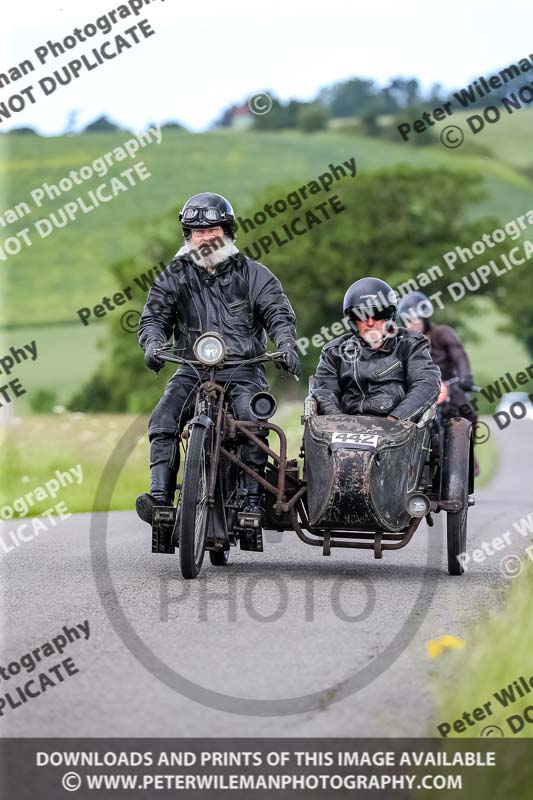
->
<box><xmin>136</xmin><ymin>192</ymin><xmax>299</xmax><ymax>530</ymax></box>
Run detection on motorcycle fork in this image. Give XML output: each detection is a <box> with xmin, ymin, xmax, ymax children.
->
<box><xmin>194</xmin><ymin>380</ymin><xmax>228</xmax><ymax>551</ymax></box>
<box><xmin>206</xmin><ymin>384</ymin><xmax>225</xmax><ymax>507</ymax></box>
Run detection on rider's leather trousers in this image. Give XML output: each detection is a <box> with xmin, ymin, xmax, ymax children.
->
<box><xmin>148</xmin><ymin>364</ymin><xmax>269</xmax><ymax>500</ymax></box>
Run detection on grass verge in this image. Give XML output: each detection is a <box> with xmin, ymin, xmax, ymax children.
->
<box><xmin>0</xmin><ymin>407</ymin><xmax>497</xmax><ymax>518</ymax></box>
<box><xmin>430</xmin><ymin>560</ymin><xmax>533</xmax><ymax>739</ymax></box>
<box><xmin>424</xmin><ymin>562</ymin><xmax>533</xmax><ymax>798</ymax></box>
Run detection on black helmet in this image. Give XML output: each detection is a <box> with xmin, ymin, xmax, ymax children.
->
<box><xmin>343</xmin><ymin>277</ymin><xmax>397</xmax><ymax>333</ymax></box>
<box><xmin>179</xmin><ymin>192</ymin><xmax>236</xmax><ymax>239</ymax></box>
<box><xmin>396</xmin><ymin>291</ymin><xmax>433</xmax><ymax>328</ymax></box>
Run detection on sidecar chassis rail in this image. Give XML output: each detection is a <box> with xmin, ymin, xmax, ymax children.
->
<box><xmin>290</xmin><ymin>501</ymin><xmax>423</xmax><ymax>559</ymax></box>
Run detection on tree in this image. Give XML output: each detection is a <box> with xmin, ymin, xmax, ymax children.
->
<box><xmin>297</xmin><ymin>104</ymin><xmax>329</xmax><ymax>133</ymax></box>
<box><xmin>161</xmin><ymin>120</ymin><xmax>186</xmax><ymax>131</ymax></box>
<box><xmin>9</xmin><ymin>126</ymin><xmax>39</xmax><ymax>135</ymax></box>
<box><xmin>319</xmin><ymin>78</ymin><xmax>377</xmax><ymax>117</ymax></box>
<box><xmin>251</xmin><ymin>94</ymin><xmax>300</xmax><ymax>130</ymax></box>
<box><xmin>236</xmin><ymin>167</ymin><xmax>504</xmax><ymax>376</ymax></box>
<box><xmin>29</xmin><ymin>388</ymin><xmax>57</xmax><ymax>413</ymax></box>
<box><xmin>84</xmin><ymin>115</ymin><xmax>122</xmax><ymax>133</ymax></box>
<box><xmin>387</xmin><ymin>104</ymin><xmax>438</xmax><ymax>146</ymax></box>
<box><xmin>211</xmin><ymin>104</ymin><xmax>235</xmax><ymax>128</ymax></box>
<box><xmin>386</xmin><ymin>77</ymin><xmax>421</xmax><ymax>109</ymax></box>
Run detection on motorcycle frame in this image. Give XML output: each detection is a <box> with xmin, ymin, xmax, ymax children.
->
<box><xmin>193</xmin><ymin>376</ymin><xmax>434</xmax><ymax>558</ymax></box>
<box><xmin>193</xmin><ymin>377</ymin><xmax>295</xmax><ymax>518</ymax></box>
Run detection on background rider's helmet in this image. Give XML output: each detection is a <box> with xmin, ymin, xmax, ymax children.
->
<box><xmin>396</xmin><ymin>291</ymin><xmax>433</xmax><ymax>331</ymax></box>
<box><xmin>179</xmin><ymin>192</ymin><xmax>236</xmax><ymax>240</ymax></box>
<box><xmin>343</xmin><ymin>277</ymin><xmax>397</xmax><ymax>335</ymax></box>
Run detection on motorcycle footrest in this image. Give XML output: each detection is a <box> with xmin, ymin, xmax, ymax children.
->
<box><xmin>237</xmin><ymin>510</ymin><xmax>262</xmax><ymax>529</ymax></box>
<box><xmin>240</xmin><ymin>527</ymin><xmax>264</xmax><ymax>552</ymax></box>
<box><xmin>152</xmin><ymin>506</ymin><xmax>176</xmax><ymax>554</ymax></box>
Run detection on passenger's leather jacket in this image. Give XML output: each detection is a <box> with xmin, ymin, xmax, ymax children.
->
<box><xmin>427</xmin><ymin>323</ymin><xmax>475</xmax><ymax>419</ymax></box>
<box><xmin>427</xmin><ymin>323</ymin><xmax>471</xmax><ymax>380</ymax></box>
<box><xmin>138</xmin><ymin>249</ymin><xmax>297</xmax><ymax>359</ymax></box>
<box><xmin>313</xmin><ymin>328</ymin><xmax>441</xmax><ymax>421</ymax></box>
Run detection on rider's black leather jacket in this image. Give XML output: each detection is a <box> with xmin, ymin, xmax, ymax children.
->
<box><xmin>138</xmin><ymin>249</ymin><xmax>297</xmax><ymax>359</ymax></box>
<box><xmin>313</xmin><ymin>328</ymin><xmax>441</xmax><ymax>422</ymax></box>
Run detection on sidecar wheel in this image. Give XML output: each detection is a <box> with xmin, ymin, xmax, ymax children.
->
<box><xmin>442</xmin><ymin>418</ymin><xmax>471</xmax><ymax>576</ymax></box>
<box><xmin>447</xmin><ymin>506</ymin><xmax>467</xmax><ymax>575</ymax></box>
<box><xmin>209</xmin><ymin>549</ymin><xmax>230</xmax><ymax>566</ymax></box>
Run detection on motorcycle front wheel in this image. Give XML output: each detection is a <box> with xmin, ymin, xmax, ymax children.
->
<box><xmin>179</xmin><ymin>423</ymin><xmax>211</xmax><ymax>579</ymax></box>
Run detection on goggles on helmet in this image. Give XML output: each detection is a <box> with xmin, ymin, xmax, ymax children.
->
<box><xmin>348</xmin><ymin>305</ymin><xmax>395</xmax><ymax>322</ymax></box>
<box><xmin>180</xmin><ymin>206</ymin><xmax>231</xmax><ymax>225</ymax></box>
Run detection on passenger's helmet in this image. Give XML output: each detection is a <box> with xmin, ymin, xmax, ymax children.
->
<box><xmin>396</xmin><ymin>291</ymin><xmax>433</xmax><ymax>328</ymax></box>
<box><xmin>343</xmin><ymin>277</ymin><xmax>397</xmax><ymax>334</ymax></box>
<box><xmin>179</xmin><ymin>192</ymin><xmax>236</xmax><ymax>239</ymax></box>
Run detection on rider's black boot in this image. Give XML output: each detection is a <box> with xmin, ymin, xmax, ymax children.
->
<box><xmin>240</xmin><ymin>473</ymin><xmax>265</xmax><ymax>552</ymax></box>
<box><xmin>136</xmin><ymin>462</ymin><xmax>177</xmax><ymax>525</ymax></box>
<box><xmin>244</xmin><ymin>475</ymin><xmax>264</xmax><ymax>512</ymax></box>
<box><xmin>136</xmin><ymin>493</ymin><xmax>174</xmax><ymax>525</ymax></box>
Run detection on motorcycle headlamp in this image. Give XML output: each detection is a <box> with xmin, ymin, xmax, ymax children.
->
<box><xmin>193</xmin><ymin>333</ymin><xmax>226</xmax><ymax>365</ymax></box>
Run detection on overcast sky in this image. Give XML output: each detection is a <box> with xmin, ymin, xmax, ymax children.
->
<box><xmin>3</xmin><ymin>0</ymin><xmax>533</xmax><ymax>134</ymax></box>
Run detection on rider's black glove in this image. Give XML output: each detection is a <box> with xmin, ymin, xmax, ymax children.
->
<box><xmin>144</xmin><ymin>339</ymin><xmax>165</xmax><ymax>372</ymax></box>
<box><xmin>459</xmin><ymin>374</ymin><xmax>474</xmax><ymax>391</ymax></box>
<box><xmin>276</xmin><ymin>340</ymin><xmax>301</xmax><ymax>377</ymax></box>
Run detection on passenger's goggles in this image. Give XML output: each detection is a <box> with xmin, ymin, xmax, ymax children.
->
<box><xmin>180</xmin><ymin>207</ymin><xmax>231</xmax><ymax>224</ymax></box>
<box><xmin>348</xmin><ymin>305</ymin><xmax>395</xmax><ymax>322</ymax></box>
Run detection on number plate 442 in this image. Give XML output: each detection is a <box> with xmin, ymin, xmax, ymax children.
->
<box><xmin>331</xmin><ymin>432</ymin><xmax>379</xmax><ymax>447</ymax></box>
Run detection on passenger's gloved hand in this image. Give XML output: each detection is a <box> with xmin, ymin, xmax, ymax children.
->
<box><xmin>144</xmin><ymin>339</ymin><xmax>166</xmax><ymax>372</ymax></box>
<box><xmin>276</xmin><ymin>340</ymin><xmax>301</xmax><ymax>377</ymax></box>
<box><xmin>459</xmin><ymin>374</ymin><xmax>474</xmax><ymax>391</ymax></box>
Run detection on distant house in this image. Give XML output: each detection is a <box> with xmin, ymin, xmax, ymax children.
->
<box><xmin>228</xmin><ymin>104</ymin><xmax>254</xmax><ymax>130</ymax></box>
<box><xmin>213</xmin><ymin>103</ymin><xmax>255</xmax><ymax>130</ymax></box>
<box><xmin>231</xmin><ymin>105</ymin><xmax>254</xmax><ymax>130</ymax></box>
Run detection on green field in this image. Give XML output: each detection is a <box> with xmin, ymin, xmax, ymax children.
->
<box><xmin>452</xmin><ymin>109</ymin><xmax>533</xmax><ymax>169</ymax></box>
<box><xmin>5</xmin><ymin>322</ymin><xmax>104</xmax><ymax>412</ymax></box>
<box><xmin>0</xmin><ymin>405</ymin><xmax>498</xmax><ymax>518</ymax></box>
<box><xmin>2</xmin><ymin>121</ymin><xmax>532</xmax><ymax>326</ymax></box>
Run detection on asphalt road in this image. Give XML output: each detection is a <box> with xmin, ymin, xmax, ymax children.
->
<box><xmin>1</xmin><ymin>418</ymin><xmax>532</xmax><ymax>738</ymax></box>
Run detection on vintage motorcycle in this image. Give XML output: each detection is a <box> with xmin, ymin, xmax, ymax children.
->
<box><xmin>151</xmin><ymin>333</ymin><xmax>475</xmax><ymax>579</ymax></box>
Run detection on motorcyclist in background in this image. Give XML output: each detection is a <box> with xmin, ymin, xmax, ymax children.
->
<box><xmin>396</xmin><ymin>290</ymin><xmax>480</xmax><ymax>476</ymax></box>
<box><xmin>136</xmin><ymin>192</ymin><xmax>300</xmax><ymax>533</ymax></box>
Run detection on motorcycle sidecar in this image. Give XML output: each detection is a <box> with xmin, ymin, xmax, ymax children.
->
<box><xmin>302</xmin><ymin>413</ymin><xmax>431</xmax><ymax>533</ymax></box>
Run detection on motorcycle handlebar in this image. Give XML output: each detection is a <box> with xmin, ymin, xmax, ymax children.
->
<box><xmin>153</xmin><ymin>348</ymin><xmax>288</xmax><ymax>368</ymax></box>
<box><xmin>445</xmin><ymin>377</ymin><xmax>481</xmax><ymax>392</ymax></box>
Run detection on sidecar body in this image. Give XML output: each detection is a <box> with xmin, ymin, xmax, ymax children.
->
<box><xmin>303</xmin><ymin>413</ymin><xmax>430</xmax><ymax>533</ymax></box>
